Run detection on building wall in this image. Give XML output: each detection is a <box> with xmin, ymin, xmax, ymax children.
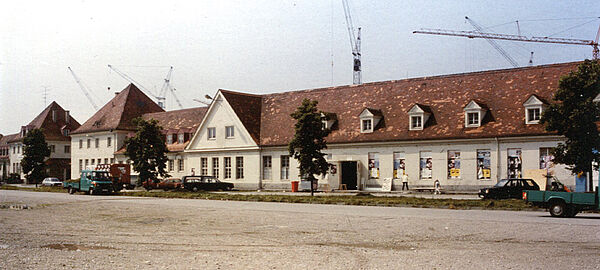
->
<box><xmin>8</xmin><ymin>142</ymin><xmax>23</xmax><ymax>178</ymax></box>
<box><xmin>70</xmin><ymin>131</ymin><xmax>128</xmax><ymax>179</ymax></box>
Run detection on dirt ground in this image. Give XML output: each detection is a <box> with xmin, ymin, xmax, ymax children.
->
<box><xmin>1</xmin><ymin>190</ymin><xmax>599</xmax><ymax>269</ymax></box>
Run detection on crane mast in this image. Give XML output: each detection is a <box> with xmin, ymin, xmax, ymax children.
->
<box><xmin>342</xmin><ymin>0</ymin><xmax>362</xmax><ymax>84</ymax></box>
<box><xmin>108</xmin><ymin>65</ymin><xmax>183</xmax><ymax>109</ymax></box>
<box><xmin>68</xmin><ymin>67</ymin><xmax>99</xmax><ymax>110</ymax></box>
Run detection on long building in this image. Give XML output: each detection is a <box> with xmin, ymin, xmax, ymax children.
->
<box><xmin>70</xmin><ymin>61</ymin><xmax>585</xmax><ymax>191</ymax></box>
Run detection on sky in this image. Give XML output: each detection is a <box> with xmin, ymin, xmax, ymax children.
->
<box><xmin>1</xmin><ymin>0</ymin><xmax>599</xmax><ymax>135</ymax></box>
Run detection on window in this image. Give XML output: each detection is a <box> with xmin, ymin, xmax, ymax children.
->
<box><xmin>280</xmin><ymin>155</ymin><xmax>290</xmax><ymax>180</ymax></box>
<box><xmin>168</xmin><ymin>160</ymin><xmax>174</xmax><ymax>172</ymax></box>
<box><xmin>236</xmin><ymin>157</ymin><xmax>244</xmax><ymax>179</ymax></box>
<box><xmin>79</xmin><ymin>139</ymin><xmax>83</xmax><ymax>149</ymax></box>
<box><xmin>368</xmin><ymin>153</ymin><xmax>379</xmax><ymax>179</ymax></box>
<box><xmin>212</xmin><ymin>157</ymin><xmax>219</xmax><ymax>177</ymax></box>
<box><xmin>262</xmin><ymin>156</ymin><xmax>272</xmax><ymax>180</ymax></box>
<box><xmin>225</xmin><ymin>126</ymin><xmax>235</xmax><ymax>138</ymax></box>
<box><xmin>95</xmin><ymin>138</ymin><xmax>99</xmax><ymax>148</ymax></box>
<box><xmin>447</xmin><ymin>151</ymin><xmax>461</xmax><ymax>179</ymax></box>
<box><xmin>393</xmin><ymin>152</ymin><xmax>405</xmax><ymax>179</ymax></box>
<box><xmin>50</xmin><ymin>145</ymin><xmax>55</xmax><ymax>153</ymax></box>
<box><xmin>208</xmin><ymin>127</ymin><xmax>216</xmax><ymax>140</ymax></box>
<box><xmin>79</xmin><ymin>159</ymin><xmax>83</xmax><ymax>173</ymax></box>
<box><xmin>201</xmin><ymin>158</ymin><xmax>208</xmax><ymax>175</ymax></box>
<box><xmin>167</xmin><ymin>134</ymin><xmax>173</xmax><ymax>144</ymax></box>
<box><xmin>224</xmin><ymin>157</ymin><xmax>232</xmax><ymax>179</ymax></box>
<box><xmin>104</xmin><ymin>158</ymin><xmax>109</xmax><ymax>164</ymax></box>
<box><xmin>107</xmin><ymin>137</ymin><xmax>112</xmax><ymax>147</ymax></box>
<box><xmin>178</xmin><ymin>133</ymin><xmax>184</xmax><ymax>143</ymax></box>
<box><xmin>64</xmin><ymin>145</ymin><xmax>70</xmax><ymax>154</ymax></box>
<box><xmin>361</xmin><ymin>119</ymin><xmax>372</xmax><ymax>132</ymax></box>
<box><xmin>477</xmin><ymin>150</ymin><xmax>491</xmax><ymax>180</ymax></box>
<box><xmin>507</xmin><ymin>148</ymin><xmax>522</xmax><ymax>179</ymax></box>
<box><xmin>420</xmin><ymin>151</ymin><xmax>432</xmax><ymax>179</ymax></box>
<box><xmin>91</xmin><ymin>159</ymin><xmax>95</xmax><ymax>165</ymax></box>
<box><xmin>467</xmin><ymin>112</ymin><xmax>479</xmax><ymax>126</ymax></box>
<box><xmin>411</xmin><ymin>116</ymin><xmax>422</xmax><ymax>129</ymax></box>
<box><xmin>540</xmin><ymin>147</ymin><xmax>554</xmax><ymax>170</ymax></box>
<box><xmin>178</xmin><ymin>159</ymin><xmax>184</xmax><ymax>172</ymax></box>
<box><xmin>63</xmin><ymin>129</ymin><xmax>70</xmax><ymax>136</ymax></box>
<box><xmin>87</xmin><ymin>139</ymin><xmax>90</xmax><ymax>148</ymax></box>
<box><xmin>528</xmin><ymin>108</ymin><xmax>541</xmax><ymax>123</ymax></box>
<box><xmin>85</xmin><ymin>159</ymin><xmax>89</xmax><ymax>168</ymax></box>
<box><xmin>97</xmin><ymin>158</ymin><xmax>101</xmax><ymax>165</ymax></box>
<box><xmin>110</xmin><ymin>158</ymin><xmax>114</xmax><ymax>164</ymax></box>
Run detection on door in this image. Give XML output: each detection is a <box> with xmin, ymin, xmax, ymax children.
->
<box><xmin>341</xmin><ymin>161</ymin><xmax>358</xmax><ymax>190</ymax></box>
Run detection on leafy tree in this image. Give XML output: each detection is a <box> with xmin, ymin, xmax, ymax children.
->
<box><xmin>125</xmin><ymin>118</ymin><xmax>170</xmax><ymax>186</ymax></box>
<box><xmin>21</xmin><ymin>129</ymin><xmax>50</xmax><ymax>187</ymax></box>
<box><xmin>541</xmin><ymin>60</ymin><xmax>600</xmax><ymax>191</ymax></box>
<box><xmin>288</xmin><ymin>99</ymin><xmax>331</xmax><ymax>196</ymax></box>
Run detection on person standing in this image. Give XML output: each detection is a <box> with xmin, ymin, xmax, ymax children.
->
<box><xmin>401</xmin><ymin>173</ymin><xmax>409</xmax><ymax>190</ymax></box>
<box><xmin>434</xmin><ymin>179</ymin><xmax>441</xmax><ymax>194</ymax></box>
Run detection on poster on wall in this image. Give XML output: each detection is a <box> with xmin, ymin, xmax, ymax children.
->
<box><xmin>368</xmin><ymin>153</ymin><xmax>379</xmax><ymax>179</ymax></box>
<box><xmin>507</xmin><ymin>148</ymin><xmax>522</xmax><ymax>179</ymax></box>
<box><xmin>477</xmin><ymin>150</ymin><xmax>491</xmax><ymax>180</ymax></box>
<box><xmin>447</xmin><ymin>151</ymin><xmax>461</xmax><ymax>179</ymax></box>
<box><xmin>420</xmin><ymin>151</ymin><xmax>432</xmax><ymax>179</ymax></box>
<box><xmin>393</xmin><ymin>152</ymin><xmax>405</xmax><ymax>178</ymax></box>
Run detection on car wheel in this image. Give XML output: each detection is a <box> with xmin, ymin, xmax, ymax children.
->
<box><xmin>192</xmin><ymin>187</ymin><xmax>199</xmax><ymax>192</ymax></box>
<box><xmin>145</xmin><ymin>187</ymin><xmax>151</xmax><ymax>191</ymax></box>
<box><xmin>68</xmin><ymin>187</ymin><xmax>75</xmax><ymax>194</ymax></box>
<box><xmin>163</xmin><ymin>188</ymin><xmax>169</xmax><ymax>191</ymax></box>
<box><xmin>566</xmin><ymin>205</ymin><xmax>578</xmax><ymax>218</ymax></box>
<box><xmin>549</xmin><ymin>201</ymin><xmax>566</xmax><ymax>217</ymax></box>
<box><xmin>89</xmin><ymin>189</ymin><xmax>95</xmax><ymax>196</ymax></box>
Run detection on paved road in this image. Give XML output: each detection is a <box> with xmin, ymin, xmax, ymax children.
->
<box><xmin>1</xmin><ymin>190</ymin><xmax>599</xmax><ymax>269</ymax></box>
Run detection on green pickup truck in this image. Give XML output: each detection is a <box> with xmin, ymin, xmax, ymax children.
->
<box><xmin>524</xmin><ymin>183</ymin><xmax>599</xmax><ymax>218</ymax></box>
<box><xmin>64</xmin><ymin>170</ymin><xmax>115</xmax><ymax>195</ymax></box>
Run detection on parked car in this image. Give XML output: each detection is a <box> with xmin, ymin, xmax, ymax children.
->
<box><xmin>182</xmin><ymin>175</ymin><xmax>234</xmax><ymax>192</ymax></box>
<box><xmin>142</xmin><ymin>178</ymin><xmax>183</xmax><ymax>191</ymax></box>
<box><xmin>41</xmin><ymin>177</ymin><xmax>63</xmax><ymax>187</ymax></box>
<box><xmin>479</xmin><ymin>178</ymin><xmax>540</xmax><ymax>199</ymax></box>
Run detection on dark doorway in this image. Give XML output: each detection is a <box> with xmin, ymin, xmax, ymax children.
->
<box><xmin>341</xmin><ymin>161</ymin><xmax>358</xmax><ymax>190</ymax></box>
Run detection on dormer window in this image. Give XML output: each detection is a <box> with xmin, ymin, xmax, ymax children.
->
<box><xmin>359</xmin><ymin>109</ymin><xmax>382</xmax><ymax>133</ymax></box>
<box><xmin>408</xmin><ymin>104</ymin><xmax>431</xmax><ymax>131</ymax></box>
<box><xmin>463</xmin><ymin>100</ymin><xmax>487</xmax><ymax>128</ymax></box>
<box><xmin>177</xmin><ymin>133</ymin><xmax>184</xmax><ymax>143</ymax></box>
<box><xmin>321</xmin><ymin>112</ymin><xmax>337</xmax><ymax>130</ymax></box>
<box><xmin>523</xmin><ymin>95</ymin><xmax>546</xmax><ymax>125</ymax></box>
<box><xmin>167</xmin><ymin>134</ymin><xmax>173</xmax><ymax>144</ymax></box>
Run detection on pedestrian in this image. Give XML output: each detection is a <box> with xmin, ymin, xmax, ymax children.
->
<box><xmin>434</xmin><ymin>179</ymin><xmax>441</xmax><ymax>194</ymax></box>
<box><xmin>401</xmin><ymin>173</ymin><xmax>409</xmax><ymax>190</ymax></box>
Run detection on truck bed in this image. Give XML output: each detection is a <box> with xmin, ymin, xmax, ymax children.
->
<box><xmin>527</xmin><ymin>190</ymin><xmax>597</xmax><ymax>207</ymax></box>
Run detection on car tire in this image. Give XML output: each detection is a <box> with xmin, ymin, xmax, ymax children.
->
<box><xmin>566</xmin><ymin>205</ymin><xmax>578</xmax><ymax>218</ymax></box>
<box><xmin>163</xmin><ymin>188</ymin><xmax>169</xmax><ymax>191</ymax></box>
<box><xmin>89</xmin><ymin>189</ymin><xmax>94</xmax><ymax>196</ymax></box>
<box><xmin>192</xmin><ymin>187</ymin><xmax>199</xmax><ymax>192</ymax></box>
<box><xmin>68</xmin><ymin>187</ymin><xmax>75</xmax><ymax>195</ymax></box>
<box><xmin>549</xmin><ymin>201</ymin><xmax>566</xmax><ymax>217</ymax></box>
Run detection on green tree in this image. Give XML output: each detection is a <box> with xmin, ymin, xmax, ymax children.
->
<box><xmin>288</xmin><ymin>99</ymin><xmax>331</xmax><ymax>196</ymax></box>
<box><xmin>21</xmin><ymin>129</ymin><xmax>51</xmax><ymax>187</ymax></box>
<box><xmin>541</xmin><ymin>60</ymin><xmax>600</xmax><ymax>191</ymax></box>
<box><xmin>125</xmin><ymin>118</ymin><xmax>170</xmax><ymax>186</ymax></box>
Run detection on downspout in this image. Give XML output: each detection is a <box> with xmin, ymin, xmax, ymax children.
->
<box><xmin>258</xmin><ymin>147</ymin><xmax>262</xmax><ymax>191</ymax></box>
<box><xmin>495</xmin><ymin>137</ymin><xmax>501</xmax><ymax>182</ymax></box>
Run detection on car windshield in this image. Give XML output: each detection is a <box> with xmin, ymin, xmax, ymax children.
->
<box><xmin>50</xmin><ymin>179</ymin><xmax>60</xmax><ymax>182</ymax></box>
<box><xmin>92</xmin><ymin>172</ymin><xmax>110</xmax><ymax>181</ymax></box>
<box><xmin>494</xmin><ymin>179</ymin><xmax>509</xmax><ymax>187</ymax></box>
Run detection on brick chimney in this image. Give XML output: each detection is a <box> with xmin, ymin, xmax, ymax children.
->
<box><xmin>65</xmin><ymin>110</ymin><xmax>70</xmax><ymax>124</ymax></box>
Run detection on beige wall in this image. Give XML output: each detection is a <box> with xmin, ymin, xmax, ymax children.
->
<box><xmin>70</xmin><ymin>131</ymin><xmax>128</xmax><ymax>179</ymax></box>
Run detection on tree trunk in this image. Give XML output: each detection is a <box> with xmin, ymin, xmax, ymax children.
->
<box><xmin>310</xmin><ymin>179</ymin><xmax>314</xmax><ymax>196</ymax></box>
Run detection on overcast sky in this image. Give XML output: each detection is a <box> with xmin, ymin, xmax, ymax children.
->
<box><xmin>1</xmin><ymin>0</ymin><xmax>599</xmax><ymax>135</ymax></box>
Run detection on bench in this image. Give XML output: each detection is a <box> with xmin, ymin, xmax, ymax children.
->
<box><xmin>413</xmin><ymin>187</ymin><xmax>445</xmax><ymax>193</ymax></box>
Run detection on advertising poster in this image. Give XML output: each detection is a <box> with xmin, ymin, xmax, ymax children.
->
<box><xmin>420</xmin><ymin>151</ymin><xmax>432</xmax><ymax>179</ymax></box>
<box><xmin>393</xmin><ymin>152</ymin><xmax>405</xmax><ymax>178</ymax></box>
<box><xmin>507</xmin><ymin>148</ymin><xmax>522</xmax><ymax>179</ymax></box>
<box><xmin>477</xmin><ymin>150</ymin><xmax>491</xmax><ymax>180</ymax></box>
<box><xmin>368</xmin><ymin>153</ymin><xmax>379</xmax><ymax>179</ymax></box>
<box><xmin>447</xmin><ymin>151</ymin><xmax>460</xmax><ymax>179</ymax></box>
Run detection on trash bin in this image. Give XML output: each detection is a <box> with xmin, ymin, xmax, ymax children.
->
<box><xmin>291</xmin><ymin>181</ymin><xmax>299</xmax><ymax>192</ymax></box>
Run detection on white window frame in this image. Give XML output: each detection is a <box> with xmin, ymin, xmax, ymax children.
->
<box><xmin>201</xmin><ymin>157</ymin><xmax>208</xmax><ymax>175</ymax></box>
<box><xmin>225</xmin><ymin>126</ymin><xmax>235</xmax><ymax>138</ymax></box>
<box><xmin>408</xmin><ymin>104</ymin><xmax>430</xmax><ymax>131</ymax></box>
<box><xmin>410</xmin><ymin>116</ymin><xmax>422</xmax><ymax>130</ymax></box>
<box><xmin>177</xmin><ymin>133</ymin><xmax>184</xmax><ymax>143</ymax></box>
<box><xmin>224</xmin><ymin>157</ymin><xmax>232</xmax><ymax>179</ymax></box>
<box><xmin>208</xmin><ymin>127</ymin><xmax>216</xmax><ymax>140</ymax></box>
<box><xmin>523</xmin><ymin>95</ymin><xmax>545</xmax><ymax>125</ymax></box>
<box><xmin>280</xmin><ymin>155</ymin><xmax>290</xmax><ymax>180</ymax></box>
<box><xmin>262</xmin><ymin>156</ymin><xmax>272</xmax><ymax>180</ymax></box>
<box><xmin>466</xmin><ymin>112</ymin><xmax>480</xmax><ymax>126</ymax></box>
<box><xmin>167</xmin><ymin>134</ymin><xmax>173</xmax><ymax>144</ymax></box>
<box><xmin>527</xmin><ymin>108</ymin><xmax>541</xmax><ymax>124</ymax></box>
<box><xmin>236</xmin><ymin>157</ymin><xmax>244</xmax><ymax>179</ymax></box>
<box><xmin>464</xmin><ymin>101</ymin><xmax>486</xmax><ymax>128</ymax></box>
<box><xmin>107</xmin><ymin>137</ymin><xmax>111</xmax><ymax>147</ymax></box>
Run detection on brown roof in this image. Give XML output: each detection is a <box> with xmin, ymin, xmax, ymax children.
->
<box><xmin>115</xmin><ymin>106</ymin><xmax>208</xmax><ymax>154</ymax></box>
<box><xmin>0</xmin><ymin>133</ymin><xmax>19</xmax><ymax>146</ymax></box>
<box><xmin>220</xmin><ymin>90</ymin><xmax>263</xmax><ymax>144</ymax></box>
<box><xmin>255</xmin><ymin>61</ymin><xmax>579</xmax><ymax>146</ymax></box>
<box><xmin>8</xmin><ymin>102</ymin><xmax>81</xmax><ymax>142</ymax></box>
<box><xmin>72</xmin><ymin>84</ymin><xmax>164</xmax><ymax>135</ymax></box>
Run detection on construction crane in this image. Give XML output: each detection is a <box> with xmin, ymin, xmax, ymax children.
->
<box><xmin>68</xmin><ymin>67</ymin><xmax>99</xmax><ymax>110</ymax></box>
<box><xmin>156</xmin><ymin>67</ymin><xmax>184</xmax><ymax>109</ymax></box>
<box><xmin>414</xmin><ymin>22</ymin><xmax>600</xmax><ymax>60</ymax></box>
<box><xmin>108</xmin><ymin>65</ymin><xmax>183</xmax><ymax>109</ymax></box>
<box><xmin>342</xmin><ymin>0</ymin><xmax>361</xmax><ymax>84</ymax></box>
<box><xmin>465</xmin><ymin>16</ymin><xmax>519</xmax><ymax>67</ymax></box>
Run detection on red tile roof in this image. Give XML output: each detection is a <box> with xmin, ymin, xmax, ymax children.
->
<box><xmin>8</xmin><ymin>102</ymin><xmax>81</xmax><ymax>142</ymax></box>
<box><xmin>254</xmin><ymin>61</ymin><xmax>579</xmax><ymax>146</ymax></box>
<box><xmin>220</xmin><ymin>90</ymin><xmax>263</xmax><ymax>144</ymax></box>
<box><xmin>72</xmin><ymin>84</ymin><xmax>164</xmax><ymax>135</ymax></box>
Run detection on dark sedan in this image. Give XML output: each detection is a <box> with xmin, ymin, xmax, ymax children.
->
<box><xmin>182</xmin><ymin>175</ymin><xmax>234</xmax><ymax>192</ymax></box>
<box><xmin>479</xmin><ymin>178</ymin><xmax>540</xmax><ymax>199</ymax></box>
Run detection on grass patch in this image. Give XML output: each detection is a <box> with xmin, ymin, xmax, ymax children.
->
<box><xmin>1</xmin><ymin>185</ymin><xmax>535</xmax><ymax>210</ymax></box>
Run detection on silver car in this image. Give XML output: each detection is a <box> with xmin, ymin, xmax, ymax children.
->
<box><xmin>41</xmin><ymin>177</ymin><xmax>62</xmax><ymax>187</ymax></box>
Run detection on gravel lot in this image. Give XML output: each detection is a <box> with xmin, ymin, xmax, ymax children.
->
<box><xmin>1</xmin><ymin>190</ymin><xmax>599</xmax><ymax>269</ymax></box>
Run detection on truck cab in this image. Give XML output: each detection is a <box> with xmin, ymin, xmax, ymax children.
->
<box><xmin>64</xmin><ymin>170</ymin><xmax>115</xmax><ymax>195</ymax></box>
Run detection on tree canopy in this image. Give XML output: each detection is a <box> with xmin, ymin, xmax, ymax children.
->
<box><xmin>288</xmin><ymin>99</ymin><xmax>331</xmax><ymax>195</ymax></box>
<box><xmin>125</xmin><ymin>117</ymin><xmax>170</xmax><ymax>185</ymax></box>
<box><xmin>22</xmin><ymin>128</ymin><xmax>50</xmax><ymax>185</ymax></box>
<box><xmin>541</xmin><ymin>60</ymin><xmax>600</xmax><ymax>189</ymax></box>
